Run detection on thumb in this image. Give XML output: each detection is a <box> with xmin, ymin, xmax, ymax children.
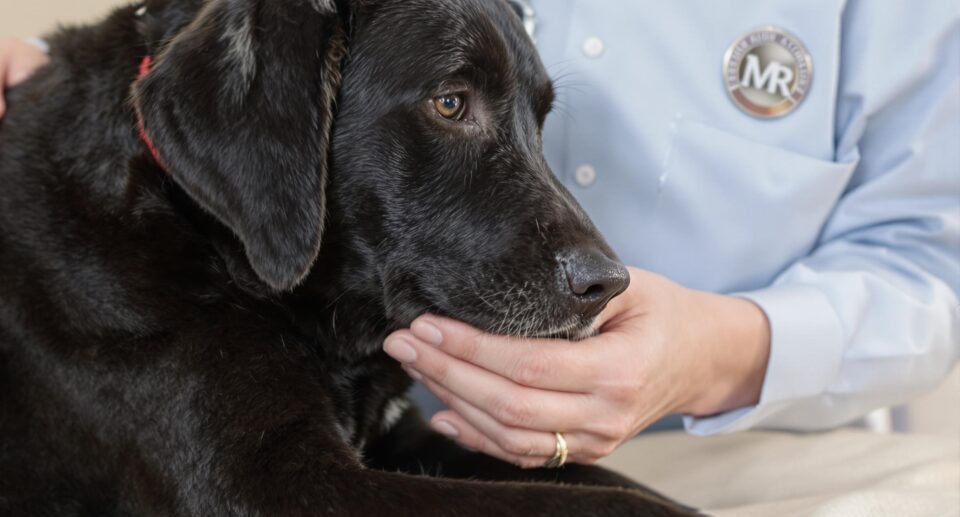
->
<box><xmin>594</xmin><ymin>288</ymin><xmax>633</xmax><ymax>330</ymax></box>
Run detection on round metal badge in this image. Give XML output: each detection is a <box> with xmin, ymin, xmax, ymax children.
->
<box><xmin>723</xmin><ymin>27</ymin><xmax>813</xmax><ymax>118</ymax></box>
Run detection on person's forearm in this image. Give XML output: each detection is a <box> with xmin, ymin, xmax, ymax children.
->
<box><xmin>681</xmin><ymin>290</ymin><xmax>771</xmax><ymax>417</ymax></box>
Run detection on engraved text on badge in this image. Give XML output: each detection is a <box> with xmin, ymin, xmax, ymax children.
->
<box><xmin>723</xmin><ymin>27</ymin><xmax>813</xmax><ymax>118</ymax></box>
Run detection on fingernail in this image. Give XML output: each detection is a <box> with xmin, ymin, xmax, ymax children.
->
<box><xmin>433</xmin><ymin>420</ymin><xmax>459</xmax><ymax>438</ymax></box>
<box><xmin>412</xmin><ymin>320</ymin><xmax>443</xmax><ymax>346</ymax></box>
<box><xmin>384</xmin><ymin>338</ymin><xmax>418</xmax><ymax>363</ymax></box>
<box><xmin>402</xmin><ymin>365</ymin><xmax>423</xmax><ymax>380</ymax></box>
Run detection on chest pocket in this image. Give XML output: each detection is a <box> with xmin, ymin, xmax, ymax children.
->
<box><xmin>640</xmin><ymin>118</ymin><xmax>858</xmax><ymax>293</ymax></box>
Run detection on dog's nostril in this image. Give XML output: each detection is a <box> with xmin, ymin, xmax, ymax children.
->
<box><xmin>579</xmin><ymin>283</ymin><xmax>606</xmax><ymax>299</ymax></box>
<box><xmin>561</xmin><ymin>248</ymin><xmax>630</xmax><ymax>315</ymax></box>
<box><xmin>566</xmin><ymin>267</ymin><xmax>623</xmax><ymax>299</ymax></box>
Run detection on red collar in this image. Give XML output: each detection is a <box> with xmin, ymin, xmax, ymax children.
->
<box><xmin>136</xmin><ymin>55</ymin><xmax>165</xmax><ymax>170</ymax></box>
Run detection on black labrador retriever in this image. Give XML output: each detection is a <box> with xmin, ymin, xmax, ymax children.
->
<box><xmin>0</xmin><ymin>0</ymin><xmax>694</xmax><ymax>515</ymax></box>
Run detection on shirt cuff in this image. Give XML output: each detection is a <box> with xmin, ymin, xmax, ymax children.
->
<box><xmin>683</xmin><ymin>283</ymin><xmax>846</xmax><ymax>436</ymax></box>
<box><xmin>24</xmin><ymin>37</ymin><xmax>49</xmax><ymax>54</ymax></box>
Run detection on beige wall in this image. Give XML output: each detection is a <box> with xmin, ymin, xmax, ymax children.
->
<box><xmin>3</xmin><ymin>1</ymin><xmax>122</xmax><ymax>38</ymax></box>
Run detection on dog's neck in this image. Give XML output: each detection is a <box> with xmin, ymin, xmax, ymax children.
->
<box><xmin>283</xmin><ymin>217</ymin><xmax>400</xmax><ymax>361</ymax></box>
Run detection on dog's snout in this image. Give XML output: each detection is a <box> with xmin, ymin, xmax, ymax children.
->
<box><xmin>560</xmin><ymin>248</ymin><xmax>629</xmax><ymax>316</ymax></box>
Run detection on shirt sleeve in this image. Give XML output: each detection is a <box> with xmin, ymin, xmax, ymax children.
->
<box><xmin>24</xmin><ymin>37</ymin><xmax>49</xmax><ymax>54</ymax></box>
<box><xmin>685</xmin><ymin>0</ymin><xmax>960</xmax><ymax>435</ymax></box>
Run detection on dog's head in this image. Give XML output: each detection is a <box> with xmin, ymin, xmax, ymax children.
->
<box><xmin>135</xmin><ymin>0</ymin><xmax>628</xmax><ymax>339</ymax></box>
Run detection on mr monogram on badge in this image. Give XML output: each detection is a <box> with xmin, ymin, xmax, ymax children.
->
<box><xmin>723</xmin><ymin>26</ymin><xmax>813</xmax><ymax>118</ymax></box>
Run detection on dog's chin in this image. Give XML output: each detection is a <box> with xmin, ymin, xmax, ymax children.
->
<box><xmin>384</xmin><ymin>286</ymin><xmax>600</xmax><ymax>341</ymax></box>
<box><xmin>445</xmin><ymin>310</ymin><xmax>600</xmax><ymax>342</ymax></box>
<box><xmin>521</xmin><ymin>316</ymin><xmax>599</xmax><ymax>341</ymax></box>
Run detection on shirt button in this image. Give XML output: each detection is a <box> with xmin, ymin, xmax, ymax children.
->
<box><xmin>575</xmin><ymin>164</ymin><xmax>597</xmax><ymax>187</ymax></box>
<box><xmin>582</xmin><ymin>37</ymin><xmax>605</xmax><ymax>59</ymax></box>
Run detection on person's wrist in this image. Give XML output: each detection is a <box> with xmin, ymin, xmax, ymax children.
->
<box><xmin>679</xmin><ymin>289</ymin><xmax>771</xmax><ymax>417</ymax></box>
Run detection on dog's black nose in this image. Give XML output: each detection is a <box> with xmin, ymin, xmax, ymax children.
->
<box><xmin>560</xmin><ymin>248</ymin><xmax>630</xmax><ymax>316</ymax></box>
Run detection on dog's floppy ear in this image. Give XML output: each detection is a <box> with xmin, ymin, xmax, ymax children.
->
<box><xmin>133</xmin><ymin>0</ymin><xmax>347</xmax><ymax>291</ymax></box>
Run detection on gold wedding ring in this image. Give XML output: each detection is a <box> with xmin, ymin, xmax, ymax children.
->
<box><xmin>543</xmin><ymin>432</ymin><xmax>568</xmax><ymax>469</ymax></box>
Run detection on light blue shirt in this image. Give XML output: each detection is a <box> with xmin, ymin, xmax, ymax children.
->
<box><xmin>531</xmin><ymin>0</ymin><xmax>960</xmax><ymax>434</ymax></box>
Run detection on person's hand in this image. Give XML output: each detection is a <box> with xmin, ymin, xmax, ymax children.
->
<box><xmin>0</xmin><ymin>38</ymin><xmax>50</xmax><ymax>118</ymax></box>
<box><xmin>383</xmin><ymin>267</ymin><xmax>771</xmax><ymax>468</ymax></box>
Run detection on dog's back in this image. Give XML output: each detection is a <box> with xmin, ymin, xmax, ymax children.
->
<box><xmin>0</xmin><ymin>1</ymin><xmax>196</xmax><ymax>319</ymax></box>
<box><xmin>0</xmin><ymin>4</ymin><xmax>247</xmax><ymax>512</ymax></box>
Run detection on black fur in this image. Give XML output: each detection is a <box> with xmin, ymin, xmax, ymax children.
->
<box><xmin>0</xmin><ymin>0</ymin><xmax>694</xmax><ymax>515</ymax></box>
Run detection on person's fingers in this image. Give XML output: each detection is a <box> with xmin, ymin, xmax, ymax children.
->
<box><xmin>386</xmin><ymin>330</ymin><xmax>597</xmax><ymax>431</ymax></box>
<box><xmin>7</xmin><ymin>52</ymin><xmax>48</xmax><ymax>86</ymax></box>
<box><xmin>407</xmin><ymin>315</ymin><xmax>607</xmax><ymax>391</ymax></box>
<box><xmin>0</xmin><ymin>37</ymin><xmax>52</xmax><ymax>117</ymax></box>
<box><xmin>8</xmin><ymin>39</ymin><xmax>48</xmax><ymax>83</ymax></box>
<box><xmin>428</xmin><ymin>410</ymin><xmax>550</xmax><ymax>469</ymax></box>
<box><xmin>419</xmin><ymin>375</ymin><xmax>560</xmax><ymax>457</ymax></box>
<box><xmin>6</xmin><ymin>65</ymin><xmax>33</xmax><ymax>86</ymax></box>
<box><xmin>423</xmin><ymin>383</ymin><xmax>610</xmax><ymax>465</ymax></box>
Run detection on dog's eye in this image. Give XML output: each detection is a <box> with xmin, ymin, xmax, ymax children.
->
<box><xmin>434</xmin><ymin>94</ymin><xmax>466</xmax><ymax>120</ymax></box>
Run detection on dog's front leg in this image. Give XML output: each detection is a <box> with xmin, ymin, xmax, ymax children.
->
<box><xmin>120</xmin><ymin>331</ymin><xmax>690</xmax><ymax>517</ymax></box>
<box><xmin>364</xmin><ymin>407</ymin><xmax>693</xmax><ymax>513</ymax></box>
<box><xmin>212</xmin><ymin>451</ymin><xmax>692</xmax><ymax>517</ymax></box>
<box><xmin>169</xmin><ymin>369</ymin><xmax>691</xmax><ymax>516</ymax></box>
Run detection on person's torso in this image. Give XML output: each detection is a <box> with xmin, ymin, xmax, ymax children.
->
<box><xmin>532</xmin><ymin>0</ymin><xmax>858</xmax><ymax>293</ymax></box>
